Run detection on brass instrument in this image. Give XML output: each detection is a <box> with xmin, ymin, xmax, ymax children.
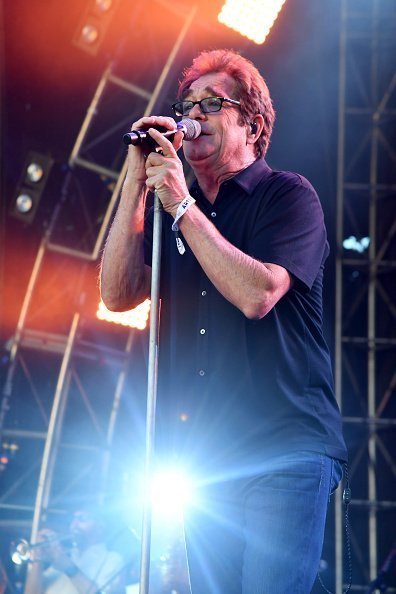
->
<box><xmin>10</xmin><ymin>534</ymin><xmax>74</xmax><ymax>565</ymax></box>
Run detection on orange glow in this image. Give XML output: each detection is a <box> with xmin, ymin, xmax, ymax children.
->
<box><xmin>96</xmin><ymin>299</ymin><xmax>150</xmax><ymax>330</ymax></box>
<box><xmin>218</xmin><ymin>0</ymin><xmax>287</xmax><ymax>44</ymax></box>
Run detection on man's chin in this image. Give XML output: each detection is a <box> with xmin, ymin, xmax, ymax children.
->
<box><xmin>185</xmin><ymin>147</ymin><xmax>216</xmax><ymax>166</ymax></box>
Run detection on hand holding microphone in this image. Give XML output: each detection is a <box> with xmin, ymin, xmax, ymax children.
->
<box><xmin>122</xmin><ymin>115</ymin><xmax>200</xmax><ymax>217</ymax></box>
<box><xmin>123</xmin><ymin>118</ymin><xmax>201</xmax><ymax>149</ymax></box>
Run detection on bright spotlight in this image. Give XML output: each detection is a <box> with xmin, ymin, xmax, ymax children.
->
<box><xmin>96</xmin><ymin>0</ymin><xmax>112</xmax><ymax>11</ymax></box>
<box><xmin>15</xmin><ymin>194</ymin><xmax>34</xmax><ymax>214</ymax></box>
<box><xmin>96</xmin><ymin>299</ymin><xmax>150</xmax><ymax>330</ymax></box>
<box><xmin>81</xmin><ymin>24</ymin><xmax>99</xmax><ymax>44</ymax></box>
<box><xmin>343</xmin><ymin>235</ymin><xmax>370</xmax><ymax>254</ymax></box>
<box><xmin>26</xmin><ymin>162</ymin><xmax>44</xmax><ymax>183</ymax></box>
<box><xmin>218</xmin><ymin>0</ymin><xmax>287</xmax><ymax>45</ymax></box>
<box><xmin>151</xmin><ymin>469</ymin><xmax>195</xmax><ymax>520</ymax></box>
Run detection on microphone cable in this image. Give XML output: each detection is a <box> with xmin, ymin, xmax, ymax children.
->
<box><xmin>317</xmin><ymin>462</ymin><xmax>352</xmax><ymax>594</ymax></box>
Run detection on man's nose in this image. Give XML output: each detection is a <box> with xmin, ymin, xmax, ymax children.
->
<box><xmin>189</xmin><ymin>103</ymin><xmax>205</xmax><ymax>119</ymax></box>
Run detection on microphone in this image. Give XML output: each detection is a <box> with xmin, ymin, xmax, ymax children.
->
<box><xmin>123</xmin><ymin>118</ymin><xmax>201</xmax><ymax>147</ymax></box>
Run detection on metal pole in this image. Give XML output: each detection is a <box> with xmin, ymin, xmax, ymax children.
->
<box><xmin>139</xmin><ymin>192</ymin><xmax>162</xmax><ymax>594</ymax></box>
<box><xmin>136</xmin><ymin>9</ymin><xmax>197</xmax><ymax>593</ymax></box>
<box><xmin>335</xmin><ymin>1</ymin><xmax>347</xmax><ymax>592</ymax></box>
<box><xmin>29</xmin><ymin>313</ymin><xmax>80</xmax><ymax>544</ymax></box>
<box><xmin>68</xmin><ymin>65</ymin><xmax>112</xmax><ymax>168</ymax></box>
<box><xmin>99</xmin><ymin>330</ymin><xmax>136</xmax><ymax>504</ymax></box>
<box><xmin>368</xmin><ymin>0</ymin><xmax>379</xmax><ymax>581</ymax></box>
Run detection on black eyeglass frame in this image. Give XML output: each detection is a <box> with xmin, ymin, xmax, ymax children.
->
<box><xmin>171</xmin><ymin>96</ymin><xmax>241</xmax><ymax>117</ymax></box>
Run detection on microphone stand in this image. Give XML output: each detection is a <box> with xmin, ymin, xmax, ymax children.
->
<box><xmin>139</xmin><ymin>191</ymin><xmax>163</xmax><ymax>594</ymax></box>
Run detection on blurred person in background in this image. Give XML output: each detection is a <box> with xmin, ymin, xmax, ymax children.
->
<box><xmin>24</xmin><ymin>508</ymin><xmax>126</xmax><ymax>594</ymax></box>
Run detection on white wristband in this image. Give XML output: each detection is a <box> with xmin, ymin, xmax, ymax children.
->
<box><xmin>171</xmin><ymin>195</ymin><xmax>196</xmax><ymax>232</ymax></box>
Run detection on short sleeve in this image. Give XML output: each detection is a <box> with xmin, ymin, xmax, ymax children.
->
<box><xmin>247</xmin><ymin>172</ymin><xmax>329</xmax><ymax>291</ymax></box>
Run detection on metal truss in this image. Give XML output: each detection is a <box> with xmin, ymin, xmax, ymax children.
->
<box><xmin>335</xmin><ymin>0</ymin><xmax>396</xmax><ymax>592</ymax></box>
<box><xmin>0</xmin><ymin>3</ymin><xmax>199</xmax><ymax>581</ymax></box>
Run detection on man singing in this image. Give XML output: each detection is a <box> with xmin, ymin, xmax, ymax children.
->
<box><xmin>100</xmin><ymin>49</ymin><xmax>347</xmax><ymax>594</ymax></box>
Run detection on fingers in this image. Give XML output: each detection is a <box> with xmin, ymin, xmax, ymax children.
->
<box><xmin>128</xmin><ymin>116</ymin><xmax>182</xmax><ymax>160</ymax></box>
<box><xmin>145</xmin><ymin>173</ymin><xmax>161</xmax><ymax>191</ymax></box>
<box><xmin>144</xmin><ymin>146</ymin><xmax>176</xmax><ymax>186</ymax></box>
<box><xmin>145</xmin><ymin>151</ymin><xmax>165</xmax><ymax>167</ymax></box>
<box><xmin>131</xmin><ymin>115</ymin><xmax>177</xmax><ymax>132</ymax></box>
<box><xmin>147</xmin><ymin>128</ymin><xmax>178</xmax><ymax>157</ymax></box>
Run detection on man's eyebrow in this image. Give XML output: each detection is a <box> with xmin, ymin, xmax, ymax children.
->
<box><xmin>182</xmin><ymin>86</ymin><xmax>221</xmax><ymax>99</ymax></box>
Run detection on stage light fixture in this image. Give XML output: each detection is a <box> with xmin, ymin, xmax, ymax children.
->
<box><xmin>96</xmin><ymin>299</ymin><xmax>150</xmax><ymax>330</ymax></box>
<box><xmin>72</xmin><ymin>0</ymin><xmax>121</xmax><ymax>55</ymax></box>
<box><xmin>10</xmin><ymin>152</ymin><xmax>54</xmax><ymax>223</ymax></box>
<box><xmin>218</xmin><ymin>0</ymin><xmax>287</xmax><ymax>45</ymax></box>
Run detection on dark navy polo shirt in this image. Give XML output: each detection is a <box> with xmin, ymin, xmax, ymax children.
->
<box><xmin>144</xmin><ymin>158</ymin><xmax>347</xmax><ymax>474</ymax></box>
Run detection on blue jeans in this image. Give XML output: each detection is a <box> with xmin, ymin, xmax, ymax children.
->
<box><xmin>184</xmin><ymin>451</ymin><xmax>343</xmax><ymax>594</ymax></box>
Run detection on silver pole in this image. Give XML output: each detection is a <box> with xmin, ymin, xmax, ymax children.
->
<box><xmin>137</xmin><ymin>9</ymin><xmax>197</xmax><ymax>592</ymax></box>
<box><xmin>368</xmin><ymin>0</ymin><xmax>379</xmax><ymax>581</ymax></box>
<box><xmin>335</xmin><ymin>1</ymin><xmax>347</xmax><ymax>591</ymax></box>
<box><xmin>139</xmin><ymin>192</ymin><xmax>162</xmax><ymax>594</ymax></box>
<box><xmin>29</xmin><ymin>313</ymin><xmax>80</xmax><ymax>545</ymax></box>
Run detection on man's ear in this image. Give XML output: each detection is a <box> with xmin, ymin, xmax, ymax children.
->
<box><xmin>247</xmin><ymin>114</ymin><xmax>264</xmax><ymax>145</ymax></box>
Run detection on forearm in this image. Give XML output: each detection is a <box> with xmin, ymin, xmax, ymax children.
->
<box><xmin>24</xmin><ymin>563</ymin><xmax>45</xmax><ymax>594</ymax></box>
<box><xmin>100</xmin><ymin>176</ymin><xmax>150</xmax><ymax>311</ymax></box>
<box><xmin>178</xmin><ymin>204</ymin><xmax>291</xmax><ymax>319</ymax></box>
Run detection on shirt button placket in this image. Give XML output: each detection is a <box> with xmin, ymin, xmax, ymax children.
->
<box><xmin>198</xmin><ymin>282</ymin><xmax>208</xmax><ymax>380</ymax></box>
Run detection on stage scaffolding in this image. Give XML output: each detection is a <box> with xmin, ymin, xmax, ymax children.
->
<box><xmin>0</xmin><ymin>0</ymin><xmax>197</xmax><ymax>564</ymax></box>
<box><xmin>335</xmin><ymin>0</ymin><xmax>396</xmax><ymax>592</ymax></box>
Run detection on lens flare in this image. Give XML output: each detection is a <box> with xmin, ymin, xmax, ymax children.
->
<box><xmin>151</xmin><ymin>468</ymin><xmax>196</xmax><ymax>520</ymax></box>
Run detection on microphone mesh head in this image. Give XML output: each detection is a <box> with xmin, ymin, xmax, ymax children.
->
<box><xmin>180</xmin><ymin>118</ymin><xmax>201</xmax><ymax>141</ymax></box>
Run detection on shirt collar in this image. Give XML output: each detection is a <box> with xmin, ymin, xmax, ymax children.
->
<box><xmin>231</xmin><ymin>158</ymin><xmax>272</xmax><ymax>195</ymax></box>
<box><xmin>191</xmin><ymin>158</ymin><xmax>272</xmax><ymax>200</ymax></box>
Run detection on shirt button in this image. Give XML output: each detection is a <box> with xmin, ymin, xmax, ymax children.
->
<box><xmin>200</xmin><ymin>328</ymin><xmax>206</xmax><ymax>335</ymax></box>
<box><xmin>198</xmin><ymin>369</ymin><xmax>205</xmax><ymax>376</ymax></box>
<box><xmin>201</xmin><ymin>290</ymin><xmax>207</xmax><ymax>296</ymax></box>
<box><xmin>211</xmin><ymin>212</ymin><xmax>217</xmax><ymax>218</ymax></box>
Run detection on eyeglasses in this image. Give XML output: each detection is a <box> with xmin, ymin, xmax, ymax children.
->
<box><xmin>171</xmin><ymin>96</ymin><xmax>241</xmax><ymax>117</ymax></box>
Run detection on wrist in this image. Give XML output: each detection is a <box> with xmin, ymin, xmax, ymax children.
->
<box><xmin>171</xmin><ymin>194</ymin><xmax>196</xmax><ymax>256</ymax></box>
<box><xmin>171</xmin><ymin>195</ymin><xmax>196</xmax><ymax>231</ymax></box>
